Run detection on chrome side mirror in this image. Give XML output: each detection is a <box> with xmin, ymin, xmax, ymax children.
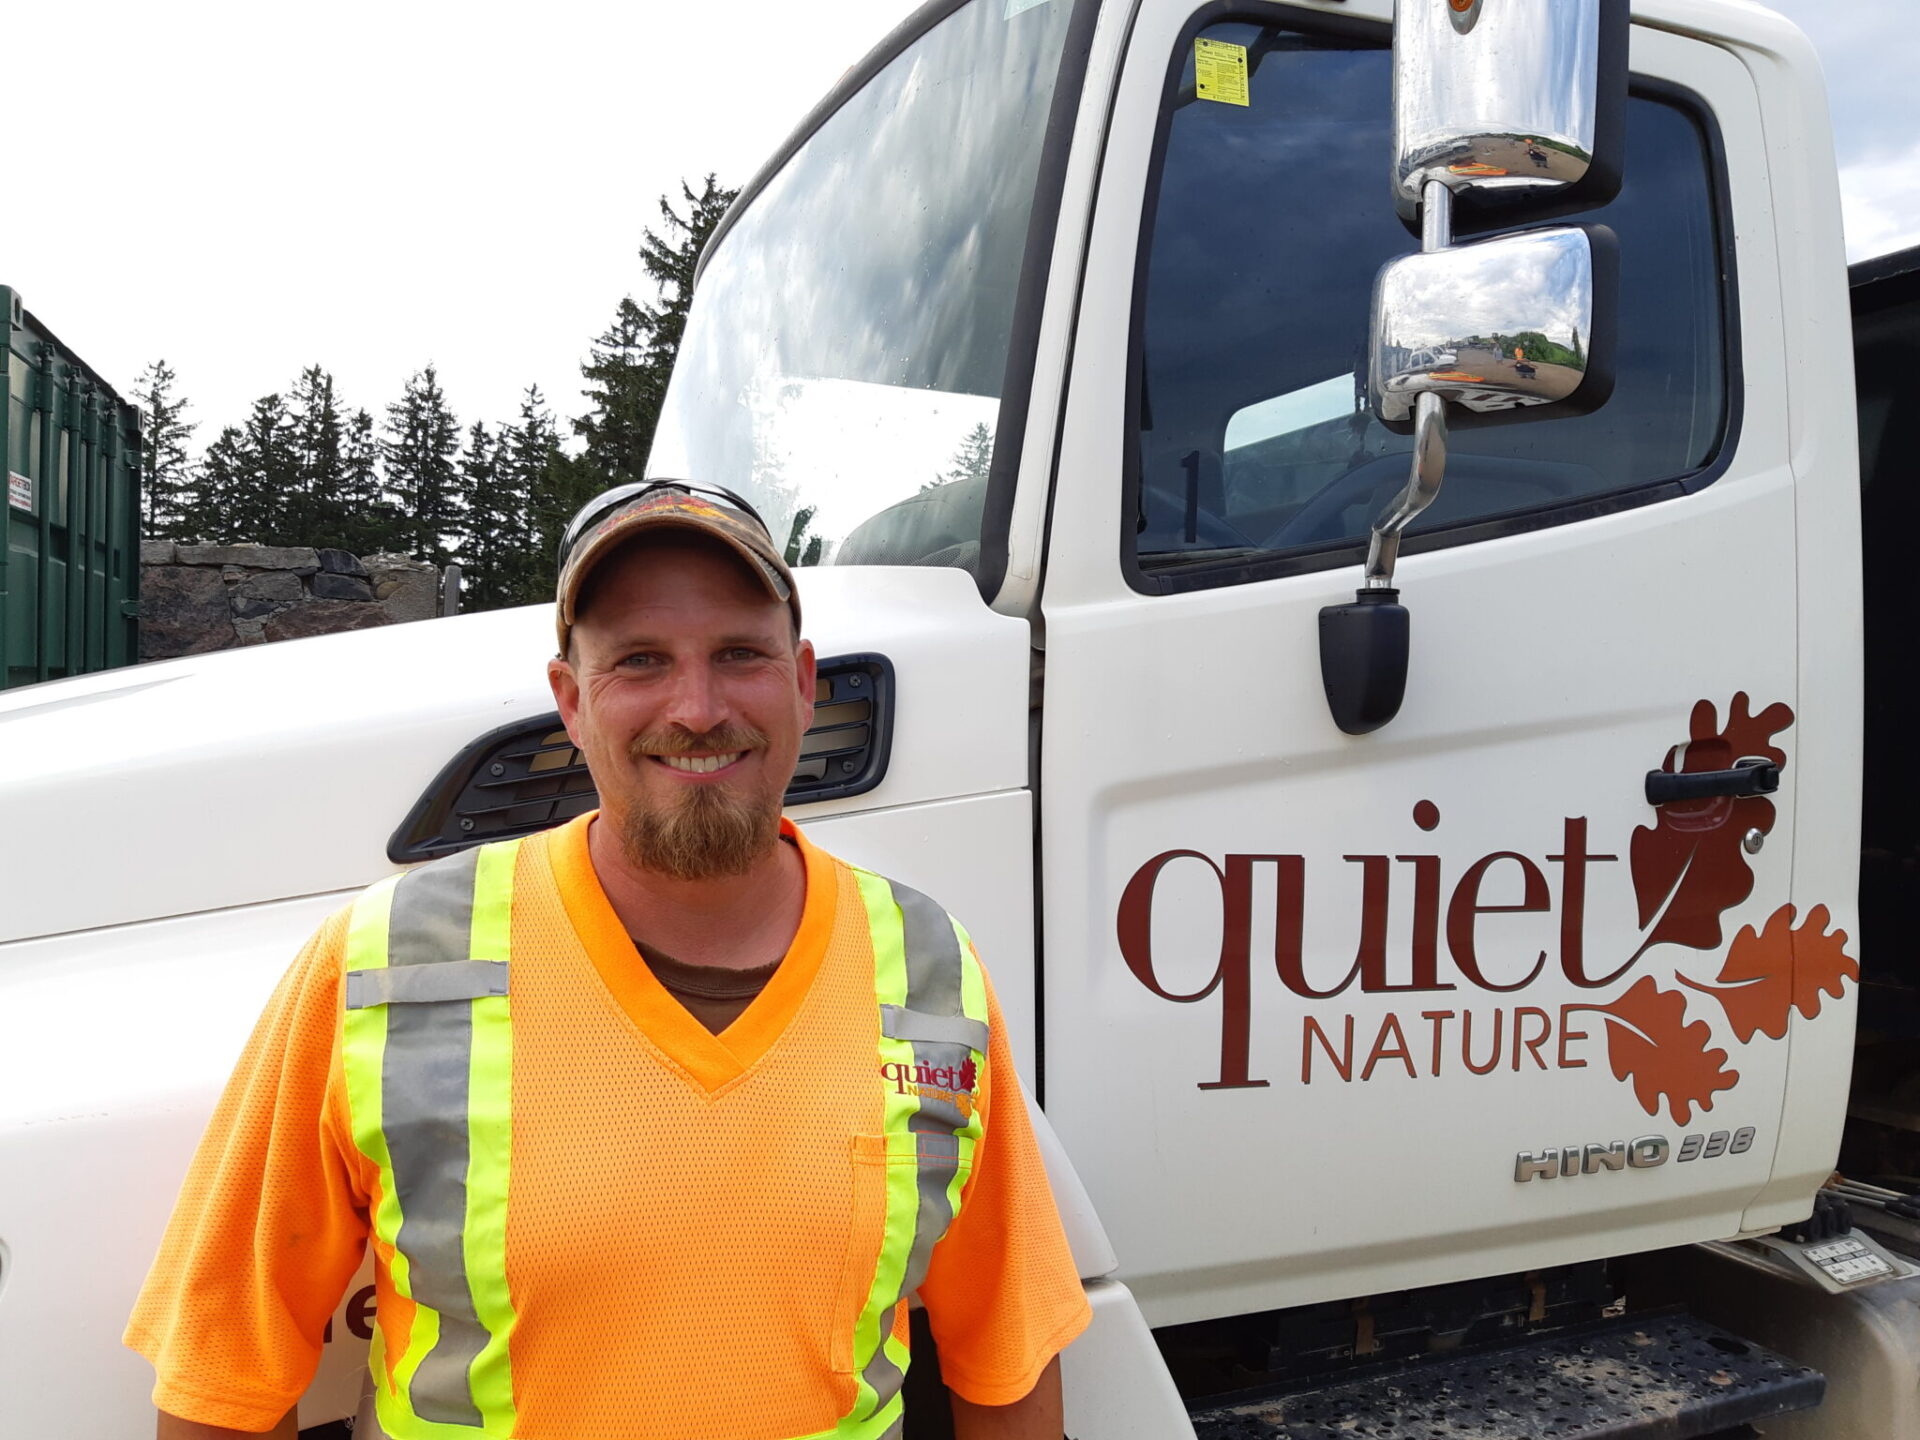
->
<box><xmin>1319</xmin><ymin>0</ymin><xmax>1628</xmax><ymax>738</ymax></box>
<box><xmin>1394</xmin><ymin>0</ymin><xmax>1628</xmax><ymax>229</ymax></box>
<box><xmin>1372</xmin><ymin>225</ymin><xmax>1617</xmax><ymax>425</ymax></box>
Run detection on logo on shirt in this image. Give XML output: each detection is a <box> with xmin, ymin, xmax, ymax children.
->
<box><xmin>881</xmin><ymin>1057</ymin><xmax>978</xmax><ymax>1116</ymax></box>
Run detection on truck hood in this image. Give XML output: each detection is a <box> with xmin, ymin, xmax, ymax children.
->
<box><xmin>0</xmin><ymin>566</ymin><xmax>1030</xmax><ymax>944</ymax></box>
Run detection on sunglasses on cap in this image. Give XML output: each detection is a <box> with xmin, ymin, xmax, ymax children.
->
<box><xmin>556</xmin><ymin>479</ymin><xmax>773</xmax><ymax>567</ymax></box>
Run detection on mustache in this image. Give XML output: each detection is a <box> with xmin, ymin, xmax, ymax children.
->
<box><xmin>628</xmin><ymin>725</ymin><xmax>767</xmax><ymax>760</ymax></box>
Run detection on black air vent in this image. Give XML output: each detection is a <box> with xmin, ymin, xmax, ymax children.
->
<box><xmin>388</xmin><ymin>653</ymin><xmax>895</xmax><ymax>863</ymax></box>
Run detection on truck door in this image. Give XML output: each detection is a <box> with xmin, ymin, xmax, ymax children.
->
<box><xmin>1037</xmin><ymin>2</ymin><xmax>1832</xmax><ymax>1326</ymax></box>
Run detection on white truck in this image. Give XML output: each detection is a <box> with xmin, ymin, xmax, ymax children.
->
<box><xmin>6</xmin><ymin>0</ymin><xmax>1918</xmax><ymax>1435</ymax></box>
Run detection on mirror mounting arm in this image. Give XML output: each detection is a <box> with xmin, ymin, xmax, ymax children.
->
<box><xmin>1365</xmin><ymin>389</ymin><xmax>1449</xmax><ymax>589</ymax></box>
<box><xmin>1366</xmin><ymin>179</ymin><xmax>1454</xmax><ymax>591</ymax></box>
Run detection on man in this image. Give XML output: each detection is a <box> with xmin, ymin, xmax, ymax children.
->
<box><xmin>127</xmin><ymin>481</ymin><xmax>1089</xmax><ymax>1439</ymax></box>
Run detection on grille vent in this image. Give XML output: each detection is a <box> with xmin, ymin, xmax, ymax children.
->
<box><xmin>388</xmin><ymin>653</ymin><xmax>895</xmax><ymax>863</ymax></box>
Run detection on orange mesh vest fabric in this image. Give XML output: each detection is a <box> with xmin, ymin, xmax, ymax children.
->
<box><xmin>125</xmin><ymin>814</ymin><xmax>1089</xmax><ymax>1436</ymax></box>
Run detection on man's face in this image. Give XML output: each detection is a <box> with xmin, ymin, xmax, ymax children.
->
<box><xmin>547</xmin><ymin>535</ymin><xmax>815</xmax><ymax>881</ymax></box>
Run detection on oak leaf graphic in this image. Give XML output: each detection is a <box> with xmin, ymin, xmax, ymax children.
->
<box><xmin>1630</xmin><ymin>694</ymin><xmax>1794</xmax><ymax>960</ymax></box>
<box><xmin>1587</xmin><ymin>976</ymin><xmax>1739</xmax><ymax>1125</ymax></box>
<box><xmin>1681</xmin><ymin>903</ymin><xmax>1859</xmax><ymax>1043</ymax></box>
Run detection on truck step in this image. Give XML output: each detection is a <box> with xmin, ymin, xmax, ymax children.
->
<box><xmin>1186</xmin><ymin>1312</ymin><xmax>1823</xmax><ymax>1439</ymax></box>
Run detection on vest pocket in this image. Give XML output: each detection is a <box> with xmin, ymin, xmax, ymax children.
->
<box><xmin>833</xmin><ymin>1134</ymin><xmax>893</xmax><ymax>1374</ymax></box>
<box><xmin>831</xmin><ymin>1134</ymin><xmax>976</xmax><ymax>1375</ymax></box>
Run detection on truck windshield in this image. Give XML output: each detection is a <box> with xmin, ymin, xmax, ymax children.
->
<box><xmin>649</xmin><ymin>0</ymin><xmax>1080</xmax><ymax>578</ymax></box>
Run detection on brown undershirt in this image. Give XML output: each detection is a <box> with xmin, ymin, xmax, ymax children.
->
<box><xmin>636</xmin><ymin>946</ymin><xmax>782</xmax><ymax>1034</ymax></box>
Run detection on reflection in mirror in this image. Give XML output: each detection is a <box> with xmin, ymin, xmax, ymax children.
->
<box><xmin>1371</xmin><ymin>226</ymin><xmax>1602</xmax><ymax>423</ymax></box>
<box><xmin>1394</xmin><ymin>0</ymin><xmax>1621</xmax><ymax>212</ymax></box>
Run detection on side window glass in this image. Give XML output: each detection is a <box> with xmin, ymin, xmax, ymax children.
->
<box><xmin>1130</xmin><ymin>22</ymin><xmax>1729</xmax><ymax>582</ymax></box>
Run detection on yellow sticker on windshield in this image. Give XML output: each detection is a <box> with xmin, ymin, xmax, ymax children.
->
<box><xmin>1194</xmin><ymin>38</ymin><xmax>1250</xmax><ymax>107</ymax></box>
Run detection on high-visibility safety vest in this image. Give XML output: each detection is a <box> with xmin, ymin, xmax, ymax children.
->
<box><xmin>341</xmin><ymin>836</ymin><xmax>990</xmax><ymax>1440</ymax></box>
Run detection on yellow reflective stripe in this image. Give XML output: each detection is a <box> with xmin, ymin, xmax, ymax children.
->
<box><xmin>789</xmin><ymin>1388</ymin><xmax>905</xmax><ymax>1440</ymax></box>
<box><xmin>344</xmin><ymin>846</ymin><xmax>524</xmax><ymax>1438</ymax></box>
<box><xmin>463</xmin><ymin>839</ymin><xmax>521</xmax><ymax>1433</ymax></box>
<box><xmin>342</xmin><ymin>873</ymin><xmax>411</xmax><ymax>1406</ymax></box>
<box><xmin>952</xmin><ymin>924</ymin><xmax>990</xmax><ymax>1219</ymax></box>
<box><xmin>850</xmin><ymin>869</ymin><xmax>918</xmax><ymax>1422</ymax></box>
<box><xmin>957</xmin><ymin>924</ymin><xmax>988</xmax><ymax>1028</ymax></box>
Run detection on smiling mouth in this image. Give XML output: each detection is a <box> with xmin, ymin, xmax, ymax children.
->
<box><xmin>653</xmin><ymin>752</ymin><xmax>747</xmax><ymax>774</ymax></box>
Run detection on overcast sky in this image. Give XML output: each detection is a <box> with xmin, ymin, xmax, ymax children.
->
<box><xmin>6</xmin><ymin>1</ymin><xmax>1913</xmax><ymax>450</ymax></box>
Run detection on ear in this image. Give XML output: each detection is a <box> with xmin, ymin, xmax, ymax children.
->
<box><xmin>547</xmin><ymin>656</ymin><xmax>584</xmax><ymax>747</ymax></box>
<box><xmin>795</xmin><ymin>638</ymin><xmax>818</xmax><ymax>727</ymax></box>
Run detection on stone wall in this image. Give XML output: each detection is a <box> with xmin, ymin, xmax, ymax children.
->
<box><xmin>139</xmin><ymin>542</ymin><xmax>453</xmax><ymax>662</ymax></box>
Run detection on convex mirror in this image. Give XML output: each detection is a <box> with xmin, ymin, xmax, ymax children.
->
<box><xmin>1371</xmin><ymin>224</ymin><xmax>1618</xmax><ymax>425</ymax></box>
<box><xmin>1393</xmin><ymin>0</ymin><xmax>1629</xmax><ymax>229</ymax></box>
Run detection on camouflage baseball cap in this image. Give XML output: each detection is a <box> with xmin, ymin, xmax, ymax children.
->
<box><xmin>554</xmin><ymin>480</ymin><xmax>799</xmax><ymax>653</ymax></box>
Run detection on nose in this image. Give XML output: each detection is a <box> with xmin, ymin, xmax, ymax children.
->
<box><xmin>660</xmin><ymin>659</ymin><xmax>730</xmax><ymax>738</ymax></box>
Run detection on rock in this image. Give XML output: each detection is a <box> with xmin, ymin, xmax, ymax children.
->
<box><xmin>140</xmin><ymin>540</ymin><xmax>176</xmax><ymax>566</ymax></box>
<box><xmin>311</xmin><ymin>572</ymin><xmax>375</xmax><ymax>602</ymax></box>
<box><xmin>316</xmin><ymin>548</ymin><xmax>368</xmax><ymax>578</ymax></box>
<box><xmin>177</xmin><ymin>542</ymin><xmax>320</xmax><ymax>573</ymax></box>
<box><xmin>140</xmin><ymin>565</ymin><xmax>237</xmax><ymax>660</ymax></box>
<box><xmin>229</xmin><ymin>597</ymin><xmax>279</xmax><ymax>620</ymax></box>
<box><xmin>233</xmin><ymin>618</ymin><xmax>268</xmax><ymax>646</ymax></box>
<box><xmin>231</xmin><ymin>570</ymin><xmax>303</xmax><ymax>605</ymax></box>
<box><xmin>366</xmin><ymin>554</ymin><xmax>442</xmax><ymax>623</ymax></box>
<box><xmin>264</xmin><ymin>600</ymin><xmax>394</xmax><ymax>643</ymax></box>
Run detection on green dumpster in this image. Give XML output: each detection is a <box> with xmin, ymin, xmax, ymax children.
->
<box><xmin>2</xmin><ymin>287</ymin><xmax>141</xmax><ymax>690</ymax></box>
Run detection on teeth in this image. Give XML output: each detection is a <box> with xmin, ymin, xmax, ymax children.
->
<box><xmin>660</xmin><ymin>752</ymin><xmax>744</xmax><ymax>774</ymax></box>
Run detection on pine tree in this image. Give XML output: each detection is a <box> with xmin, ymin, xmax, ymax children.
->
<box><xmin>382</xmin><ymin>365</ymin><xmax>463</xmax><ymax>564</ymax></box>
<box><xmin>638</xmin><ymin>175</ymin><xmax>737</xmax><ymax>379</ymax></box>
<box><xmin>574</xmin><ymin>175</ymin><xmax>737</xmax><ymax>487</ymax></box>
<box><xmin>196</xmin><ymin>426</ymin><xmax>248</xmax><ymax>543</ymax></box>
<box><xmin>287</xmin><ymin>366</ymin><xmax>347</xmax><ymax>546</ymax></box>
<box><xmin>456</xmin><ymin>421</ymin><xmax>517</xmax><ymax>611</ymax></box>
<box><xmin>499</xmin><ymin>385</ymin><xmax>592</xmax><ymax>606</ymax></box>
<box><xmin>573</xmin><ymin>297</ymin><xmax>654</xmax><ymax>489</ymax></box>
<box><xmin>133</xmin><ymin>360</ymin><xmax>199</xmax><ymax>540</ymax></box>
<box><xmin>229</xmin><ymin>393</ymin><xmax>298</xmax><ymax>543</ymax></box>
<box><xmin>783</xmin><ymin>506</ymin><xmax>824</xmax><ymax>567</ymax></box>
<box><xmin>338</xmin><ymin>407</ymin><xmax>406</xmax><ymax>556</ymax></box>
<box><xmin>924</xmin><ymin>421</ymin><xmax>994</xmax><ymax>494</ymax></box>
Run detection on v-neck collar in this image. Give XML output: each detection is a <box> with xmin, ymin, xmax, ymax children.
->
<box><xmin>547</xmin><ymin>811</ymin><xmax>838</xmax><ymax>1093</ymax></box>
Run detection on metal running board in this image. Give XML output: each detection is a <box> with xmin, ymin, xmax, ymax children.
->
<box><xmin>1187</xmin><ymin>1312</ymin><xmax>1824</xmax><ymax>1439</ymax></box>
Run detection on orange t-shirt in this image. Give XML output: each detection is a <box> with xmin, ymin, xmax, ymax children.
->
<box><xmin>125</xmin><ymin>815</ymin><xmax>1089</xmax><ymax>1436</ymax></box>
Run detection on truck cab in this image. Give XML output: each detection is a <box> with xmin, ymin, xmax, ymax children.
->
<box><xmin>4</xmin><ymin>1</ymin><xmax>1911</xmax><ymax>1437</ymax></box>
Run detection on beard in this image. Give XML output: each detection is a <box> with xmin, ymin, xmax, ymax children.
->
<box><xmin>617</xmin><ymin>725</ymin><xmax>782</xmax><ymax>881</ymax></box>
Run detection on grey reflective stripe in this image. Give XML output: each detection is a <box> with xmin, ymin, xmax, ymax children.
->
<box><xmin>891</xmin><ymin>881</ymin><xmax>964</xmax><ymax>1020</ymax></box>
<box><xmin>345</xmin><ymin>959</ymin><xmax>508</xmax><ymax>1010</ymax></box>
<box><xmin>382</xmin><ymin>847</ymin><xmax>489</xmax><ymax>1428</ymax></box>
<box><xmin>879</xmin><ymin>1004</ymin><xmax>988</xmax><ymax>1053</ymax></box>
<box><xmin>885</xmin><ymin>879</ymin><xmax>975</xmax><ymax>1303</ymax></box>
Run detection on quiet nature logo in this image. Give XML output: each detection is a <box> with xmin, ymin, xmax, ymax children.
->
<box><xmin>1116</xmin><ymin>695</ymin><xmax>1858</xmax><ymax>1125</ymax></box>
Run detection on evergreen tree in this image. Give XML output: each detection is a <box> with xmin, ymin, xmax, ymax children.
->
<box><xmin>499</xmin><ymin>385</ymin><xmax>590</xmax><ymax>606</ymax></box>
<box><xmin>287</xmin><ymin>366</ymin><xmax>346</xmax><ymax>545</ymax></box>
<box><xmin>195</xmin><ymin>426</ymin><xmax>248</xmax><ymax>543</ymax></box>
<box><xmin>783</xmin><ymin>506</ymin><xmax>824</xmax><ymax>567</ymax></box>
<box><xmin>456</xmin><ymin>421</ymin><xmax>517</xmax><ymax>611</ymax></box>
<box><xmin>637</xmin><ymin>175</ymin><xmax>736</xmax><ymax>379</ymax></box>
<box><xmin>574</xmin><ymin>175</ymin><xmax>737</xmax><ymax>486</ymax></box>
<box><xmin>382</xmin><ymin>365</ymin><xmax>462</xmax><ymax>564</ymax></box>
<box><xmin>338</xmin><ymin>407</ymin><xmax>407</xmax><ymax>555</ymax></box>
<box><xmin>924</xmin><ymin>421</ymin><xmax>994</xmax><ymax>494</ymax></box>
<box><xmin>227</xmin><ymin>393</ymin><xmax>297</xmax><ymax>543</ymax></box>
<box><xmin>133</xmin><ymin>360</ymin><xmax>199</xmax><ymax>540</ymax></box>
<box><xmin>573</xmin><ymin>297</ymin><xmax>654</xmax><ymax>489</ymax></box>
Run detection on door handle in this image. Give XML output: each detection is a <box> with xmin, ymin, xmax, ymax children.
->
<box><xmin>1645</xmin><ymin>757</ymin><xmax>1780</xmax><ymax>806</ymax></box>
